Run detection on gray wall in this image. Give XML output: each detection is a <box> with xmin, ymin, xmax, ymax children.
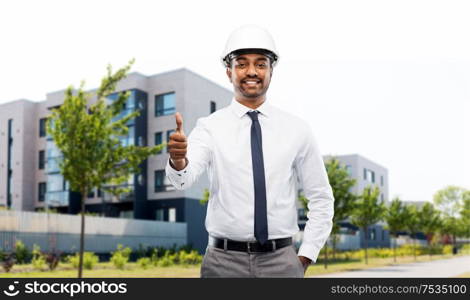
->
<box><xmin>0</xmin><ymin>211</ymin><xmax>187</xmax><ymax>253</ymax></box>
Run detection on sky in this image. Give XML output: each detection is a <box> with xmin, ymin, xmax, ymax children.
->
<box><xmin>0</xmin><ymin>0</ymin><xmax>468</xmax><ymax>202</ymax></box>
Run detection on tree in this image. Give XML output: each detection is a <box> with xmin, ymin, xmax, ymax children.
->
<box><xmin>459</xmin><ymin>191</ymin><xmax>470</xmax><ymax>244</ymax></box>
<box><xmin>324</xmin><ymin>158</ymin><xmax>357</xmax><ymax>260</ymax></box>
<box><xmin>417</xmin><ymin>202</ymin><xmax>441</xmax><ymax>258</ymax></box>
<box><xmin>433</xmin><ymin>186</ymin><xmax>466</xmax><ymax>249</ymax></box>
<box><xmin>351</xmin><ymin>185</ymin><xmax>385</xmax><ymax>264</ymax></box>
<box><xmin>403</xmin><ymin>204</ymin><xmax>420</xmax><ymax>260</ymax></box>
<box><xmin>384</xmin><ymin>197</ymin><xmax>407</xmax><ymax>262</ymax></box>
<box><xmin>47</xmin><ymin>60</ymin><xmax>163</xmax><ymax>278</ymax></box>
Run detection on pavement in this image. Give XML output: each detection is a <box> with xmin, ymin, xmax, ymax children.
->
<box><xmin>309</xmin><ymin>255</ymin><xmax>470</xmax><ymax>278</ymax></box>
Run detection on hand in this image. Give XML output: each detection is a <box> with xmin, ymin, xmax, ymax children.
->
<box><xmin>168</xmin><ymin>112</ymin><xmax>188</xmax><ymax>170</ymax></box>
<box><xmin>298</xmin><ymin>256</ymin><xmax>311</xmax><ymax>273</ymax></box>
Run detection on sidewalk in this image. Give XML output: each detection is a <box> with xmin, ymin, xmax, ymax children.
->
<box><xmin>309</xmin><ymin>255</ymin><xmax>470</xmax><ymax>278</ymax></box>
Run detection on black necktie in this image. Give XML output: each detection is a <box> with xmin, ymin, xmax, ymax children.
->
<box><xmin>247</xmin><ymin>111</ymin><xmax>268</xmax><ymax>245</ymax></box>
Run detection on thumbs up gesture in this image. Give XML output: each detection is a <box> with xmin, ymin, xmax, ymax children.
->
<box><xmin>168</xmin><ymin>112</ymin><xmax>188</xmax><ymax>170</ymax></box>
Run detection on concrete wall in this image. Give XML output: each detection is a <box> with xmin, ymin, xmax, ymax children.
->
<box><xmin>0</xmin><ymin>211</ymin><xmax>187</xmax><ymax>253</ymax></box>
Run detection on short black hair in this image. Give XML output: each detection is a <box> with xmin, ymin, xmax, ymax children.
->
<box><xmin>224</xmin><ymin>48</ymin><xmax>277</xmax><ymax>68</ymax></box>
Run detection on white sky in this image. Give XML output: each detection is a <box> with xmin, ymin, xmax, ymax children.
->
<box><xmin>1</xmin><ymin>0</ymin><xmax>468</xmax><ymax>202</ymax></box>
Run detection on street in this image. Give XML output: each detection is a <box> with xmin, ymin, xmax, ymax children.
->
<box><xmin>310</xmin><ymin>255</ymin><xmax>470</xmax><ymax>278</ymax></box>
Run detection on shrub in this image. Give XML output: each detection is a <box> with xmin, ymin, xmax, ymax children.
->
<box><xmin>1</xmin><ymin>253</ymin><xmax>16</xmax><ymax>272</ymax></box>
<box><xmin>179</xmin><ymin>250</ymin><xmax>203</xmax><ymax>265</ymax></box>
<box><xmin>110</xmin><ymin>244</ymin><xmax>132</xmax><ymax>270</ymax></box>
<box><xmin>31</xmin><ymin>244</ymin><xmax>45</xmax><ymax>271</ymax></box>
<box><xmin>137</xmin><ymin>257</ymin><xmax>151</xmax><ymax>269</ymax></box>
<box><xmin>45</xmin><ymin>252</ymin><xmax>61</xmax><ymax>271</ymax></box>
<box><xmin>14</xmin><ymin>240</ymin><xmax>31</xmax><ymax>264</ymax></box>
<box><xmin>67</xmin><ymin>252</ymin><xmax>99</xmax><ymax>270</ymax></box>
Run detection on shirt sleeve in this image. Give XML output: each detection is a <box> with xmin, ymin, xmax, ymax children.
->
<box><xmin>165</xmin><ymin>117</ymin><xmax>212</xmax><ymax>190</ymax></box>
<box><xmin>294</xmin><ymin>124</ymin><xmax>334</xmax><ymax>262</ymax></box>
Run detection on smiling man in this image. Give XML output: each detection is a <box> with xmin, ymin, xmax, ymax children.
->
<box><xmin>166</xmin><ymin>24</ymin><xmax>334</xmax><ymax>278</ymax></box>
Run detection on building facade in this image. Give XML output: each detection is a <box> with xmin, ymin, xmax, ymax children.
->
<box><xmin>0</xmin><ymin>68</ymin><xmax>232</xmax><ymax>252</ymax></box>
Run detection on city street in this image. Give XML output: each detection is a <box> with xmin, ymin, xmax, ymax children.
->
<box><xmin>310</xmin><ymin>255</ymin><xmax>470</xmax><ymax>278</ymax></box>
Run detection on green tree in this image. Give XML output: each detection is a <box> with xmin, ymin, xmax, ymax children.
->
<box><xmin>351</xmin><ymin>186</ymin><xmax>385</xmax><ymax>264</ymax></box>
<box><xmin>47</xmin><ymin>60</ymin><xmax>163</xmax><ymax>278</ymax></box>
<box><xmin>433</xmin><ymin>186</ymin><xmax>466</xmax><ymax>249</ymax></box>
<box><xmin>199</xmin><ymin>188</ymin><xmax>210</xmax><ymax>206</ymax></box>
<box><xmin>417</xmin><ymin>202</ymin><xmax>441</xmax><ymax>258</ymax></box>
<box><xmin>384</xmin><ymin>197</ymin><xmax>407</xmax><ymax>262</ymax></box>
<box><xmin>460</xmin><ymin>191</ymin><xmax>470</xmax><ymax>244</ymax></box>
<box><xmin>324</xmin><ymin>158</ymin><xmax>357</xmax><ymax>260</ymax></box>
<box><xmin>403</xmin><ymin>204</ymin><xmax>421</xmax><ymax>260</ymax></box>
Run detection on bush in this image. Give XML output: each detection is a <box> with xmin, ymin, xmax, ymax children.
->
<box><xmin>67</xmin><ymin>252</ymin><xmax>99</xmax><ymax>270</ymax></box>
<box><xmin>1</xmin><ymin>253</ymin><xmax>16</xmax><ymax>272</ymax></box>
<box><xmin>110</xmin><ymin>244</ymin><xmax>132</xmax><ymax>270</ymax></box>
<box><xmin>45</xmin><ymin>252</ymin><xmax>61</xmax><ymax>271</ymax></box>
<box><xmin>31</xmin><ymin>244</ymin><xmax>46</xmax><ymax>271</ymax></box>
<box><xmin>137</xmin><ymin>257</ymin><xmax>151</xmax><ymax>269</ymax></box>
<box><xmin>179</xmin><ymin>250</ymin><xmax>203</xmax><ymax>265</ymax></box>
<box><xmin>14</xmin><ymin>240</ymin><xmax>31</xmax><ymax>264</ymax></box>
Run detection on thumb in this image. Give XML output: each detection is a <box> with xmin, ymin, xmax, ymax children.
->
<box><xmin>175</xmin><ymin>112</ymin><xmax>184</xmax><ymax>135</ymax></box>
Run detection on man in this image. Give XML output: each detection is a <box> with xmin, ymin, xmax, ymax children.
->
<box><xmin>166</xmin><ymin>24</ymin><xmax>334</xmax><ymax>278</ymax></box>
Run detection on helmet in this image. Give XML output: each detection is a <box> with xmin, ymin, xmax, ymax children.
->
<box><xmin>221</xmin><ymin>24</ymin><xmax>279</xmax><ymax>67</ymax></box>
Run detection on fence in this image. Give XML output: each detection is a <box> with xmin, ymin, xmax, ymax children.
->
<box><xmin>0</xmin><ymin>211</ymin><xmax>187</xmax><ymax>253</ymax></box>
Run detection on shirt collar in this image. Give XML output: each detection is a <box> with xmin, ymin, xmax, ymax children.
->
<box><xmin>230</xmin><ymin>98</ymin><xmax>271</xmax><ymax>119</ymax></box>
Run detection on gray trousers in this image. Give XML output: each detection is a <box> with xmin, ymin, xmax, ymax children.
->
<box><xmin>200</xmin><ymin>244</ymin><xmax>305</xmax><ymax>278</ymax></box>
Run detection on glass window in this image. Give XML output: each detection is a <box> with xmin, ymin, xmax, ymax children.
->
<box><xmin>155</xmin><ymin>92</ymin><xmax>176</xmax><ymax>116</ymax></box>
<box><xmin>39</xmin><ymin>118</ymin><xmax>47</xmax><ymax>137</ymax></box>
<box><xmin>39</xmin><ymin>150</ymin><xmax>45</xmax><ymax>170</ymax></box>
<box><xmin>364</xmin><ymin>169</ymin><xmax>375</xmax><ymax>183</ymax></box>
<box><xmin>38</xmin><ymin>182</ymin><xmax>46</xmax><ymax>202</ymax></box>
<box><xmin>155</xmin><ymin>209</ymin><xmax>164</xmax><ymax>221</ymax></box>
<box><xmin>169</xmin><ymin>208</ymin><xmax>176</xmax><ymax>222</ymax></box>
<box><xmin>155</xmin><ymin>132</ymin><xmax>163</xmax><ymax>154</ymax></box>
<box><xmin>154</xmin><ymin>170</ymin><xmax>175</xmax><ymax>192</ymax></box>
<box><xmin>381</xmin><ymin>175</ymin><xmax>384</xmax><ymax>186</ymax></box>
<box><xmin>166</xmin><ymin>130</ymin><xmax>175</xmax><ymax>153</ymax></box>
<box><xmin>345</xmin><ymin>165</ymin><xmax>352</xmax><ymax>176</ymax></box>
<box><xmin>210</xmin><ymin>101</ymin><xmax>216</xmax><ymax>113</ymax></box>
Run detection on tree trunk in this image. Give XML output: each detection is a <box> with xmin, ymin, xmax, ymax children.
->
<box><xmin>364</xmin><ymin>227</ymin><xmax>368</xmax><ymax>265</ymax></box>
<box><xmin>393</xmin><ymin>235</ymin><xmax>397</xmax><ymax>263</ymax></box>
<box><xmin>78</xmin><ymin>192</ymin><xmax>86</xmax><ymax>278</ymax></box>
<box><xmin>324</xmin><ymin>242</ymin><xmax>328</xmax><ymax>269</ymax></box>
<box><xmin>332</xmin><ymin>234</ymin><xmax>337</xmax><ymax>261</ymax></box>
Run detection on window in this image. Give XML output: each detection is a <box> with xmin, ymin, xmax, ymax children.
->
<box><xmin>380</xmin><ymin>175</ymin><xmax>384</xmax><ymax>186</ymax></box>
<box><xmin>87</xmin><ymin>190</ymin><xmax>94</xmax><ymax>198</ymax></box>
<box><xmin>39</xmin><ymin>118</ymin><xmax>47</xmax><ymax>137</ymax></box>
<box><xmin>38</xmin><ymin>182</ymin><xmax>46</xmax><ymax>202</ymax></box>
<box><xmin>210</xmin><ymin>101</ymin><xmax>216</xmax><ymax>113</ymax></box>
<box><xmin>166</xmin><ymin>130</ymin><xmax>175</xmax><ymax>153</ymax></box>
<box><xmin>364</xmin><ymin>168</ymin><xmax>375</xmax><ymax>183</ymax></box>
<box><xmin>155</xmin><ymin>92</ymin><xmax>176</xmax><ymax>116</ymax></box>
<box><xmin>169</xmin><ymin>208</ymin><xmax>176</xmax><ymax>222</ymax></box>
<box><xmin>381</xmin><ymin>194</ymin><xmax>384</xmax><ymax>202</ymax></box>
<box><xmin>155</xmin><ymin>132</ymin><xmax>163</xmax><ymax>154</ymax></box>
<box><xmin>39</xmin><ymin>150</ymin><xmax>45</xmax><ymax>170</ymax></box>
<box><xmin>155</xmin><ymin>209</ymin><xmax>164</xmax><ymax>221</ymax></box>
<box><xmin>154</xmin><ymin>170</ymin><xmax>175</xmax><ymax>192</ymax></box>
<box><xmin>369</xmin><ymin>228</ymin><xmax>376</xmax><ymax>240</ymax></box>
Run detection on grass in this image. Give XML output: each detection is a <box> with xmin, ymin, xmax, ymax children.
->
<box><xmin>0</xmin><ymin>254</ymin><xmax>468</xmax><ymax>278</ymax></box>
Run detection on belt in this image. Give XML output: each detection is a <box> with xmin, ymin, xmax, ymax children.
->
<box><xmin>209</xmin><ymin>237</ymin><xmax>292</xmax><ymax>253</ymax></box>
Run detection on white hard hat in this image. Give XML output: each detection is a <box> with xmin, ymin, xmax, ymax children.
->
<box><xmin>221</xmin><ymin>24</ymin><xmax>279</xmax><ymax>67</ymax></box>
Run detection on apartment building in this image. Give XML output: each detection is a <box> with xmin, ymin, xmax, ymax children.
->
<box><xmin>0</xmin><ymin>68</ymin><xmax>232</xmax><ymax>252</ymax></box>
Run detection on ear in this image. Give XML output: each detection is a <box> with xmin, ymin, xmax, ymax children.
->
<box><xmin>226</xmin><ymin>68</ymin><xmax>233</xmax><ymax>83</ymax></box>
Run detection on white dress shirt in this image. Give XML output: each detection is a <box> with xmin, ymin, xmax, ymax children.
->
<box><xmin>165</xmin><ymin>98</ymin><xmax>334</xmax><ymax>262</ymax></box>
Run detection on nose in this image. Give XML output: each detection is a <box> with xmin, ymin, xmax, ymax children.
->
<box><xmin>246</xmin><ymin>63</ymin><xmax>257</xmax><ymax>77</ymax></box>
